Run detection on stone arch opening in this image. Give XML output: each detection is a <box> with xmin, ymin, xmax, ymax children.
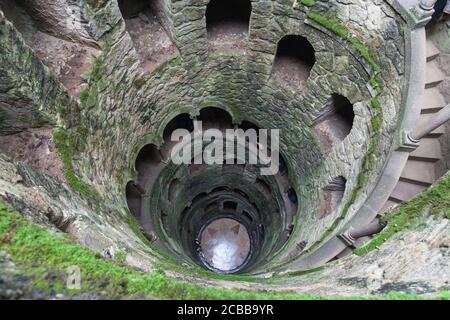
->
<box><xmin>118</xmin><ymin>0</ymin><xmax>178</xmax><ymax>73</ymax></box>
<box><xmin>198</xmin><ymin>107</ymin><xmax>234</xmax><ymax>129</ymax></box>
<box><xmin>271</xmin><ymin>35</ymin><xmax>316</xmax><ymax>90</ymax></box>
<box><xmin>135</xmin><ymin>144</ymin><xmax>162</xmax><ymax>187</ymax></box>
<box><xmin>313</xmin><ymin>94</ymin><xmax>355</xmax><ymax>154</ymax></box>
<box><xmin>317</xmin><ymin>176</ymin><xmax>347</xmax><ymax>219</ymax></box>
<box><xmin>126</xmin><ymin>181</ymin><xmax>142</xmax><ymax>218</ymax></box>
<box><xmin>205</xmin><ymin>0</ymin><xmax>252</xmax><ymax>49</ymax></box>
<box><xmin>118</xmin><ymin>0</ymin><xmax>149</xmax><ymax>19</ymax></box>
<box><xmin>163</xmin><ymin>113</ymin><xmax>194</xmax><ymax>141</ymax></box>
<box><xmin>223</xmin><ymin>200</ymin><xmax>238</xmax><ymax>212</ymax></box>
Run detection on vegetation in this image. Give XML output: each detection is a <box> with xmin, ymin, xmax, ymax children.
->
<box><xmin>1</xmin><ymin>203</ymin><xmax>445</xmax><ymax>300</ymax></box>
<box><xmin>306</xmin><ymin>12</ymin><xmax>380</xmax><ymax>72</ymax></box>
<box><xmin>80</xmin><ymin>54</ymin><xmax>106</xmax><ymax>110</ymax></box>
<box><xmin>53</xmin><ymin>128</ymin><xmax>97</xmax><ymax>199</ymax></box>
<box><xmin>301</xmin><ymin>10</ymin><xmax>385</xmax><ymax>246</ymax></box>
<box><xmin>300</xmin><ymin>0</ymin><xmax>315</xmax><ymax>7</ymax></box>
<box><xmin>354</xmin><ymin>174</ymin><xmax>450</xmax><ymax>256</ymax></box>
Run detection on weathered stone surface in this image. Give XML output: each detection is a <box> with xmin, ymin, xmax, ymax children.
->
<box><xmin>0</xmin><ymin>0</ymin><xmax>447</xmax><ymax>298</ymax></box>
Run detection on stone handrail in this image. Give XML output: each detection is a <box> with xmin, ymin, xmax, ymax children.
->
<box><xmin>411</xmin><ymin>104</ymin><xmax>450</xmax><ymax>141</ymax></box>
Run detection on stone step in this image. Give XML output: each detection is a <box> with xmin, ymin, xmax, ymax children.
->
<box><xmin>418</xmin><ymin>113</ymin><xmax>446</xmax><ymax>137</ymax></box>
<box><xmin>400</xmin><ymin>160</ymin><xmax>436</xmax><ymax>186</ymax></box>
<box><xmin>422</xmin><ymin>88</ymin><xmax>446</xmax><ymax>113</ymax></box>
<box><xmin>426</xmin><ymin>39</ymin><xmax>440</xmax><ymax>62</ymax></box>
<box><xmin>390</xmin><ymin>180</ymin><xmax>428</xmax><ymax>203</ymax></box>
<box><xmin>425</xmin><ymin>61</ymin><xmax>445</xmax><ymax>88</ymax></box>
<box><xmin>410</xmin><ymin>138</ymin><xmax>442</xmax><ymax>161</ymax></box>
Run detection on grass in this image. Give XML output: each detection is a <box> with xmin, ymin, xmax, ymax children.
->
<box><xmin>1</xmin><ymin>203</ymin><xmax>444</xmax><ymax>300</ymax></box>
<box><xmin>354</xmin><ymin>174</ymin><xmax>450</xmax><ymax>256</ymax></box>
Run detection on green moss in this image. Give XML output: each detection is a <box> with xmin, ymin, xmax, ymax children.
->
<box><xmin>0</xmin><ymin>204</ymin><xmax>442</xmax><ymax>300</ymax></box>
<box><xmin>80</xmin><ymin>54</ymin><xmax>106</xmax><ymax>110</ymax></box>
<box><xmin>114</xmin><ymin>251</ymin><xmax>127</xmax><ymax>264</ymax></box>
<box><xmin>300</xmin><ymin>0</ymin><xmax>315</xmax><ymax>7</ymax></box>
<box><xmin>307</xmin><ymin>12</ymin><xmax>349</xmax><ymax>38</ymax></box>
<box><xmin>53</xmin><ymin>128</ymin><xmax>97</xmax><ymax>199</ymax></box>
<box><xmin>354</xmin><ymin>175</ymin><xmax>450</xmax><ymax>256</ymax></box>
<box><xmin>307</xmin><ymin>12</ymin><xmax>380</xmax><ymax>73</ymax></box>
<box><xmin>369</xmin><ymin>77</ymin><xmax>383</xmax><ymax>95</ymax></box>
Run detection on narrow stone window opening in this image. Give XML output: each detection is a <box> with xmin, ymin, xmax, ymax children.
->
<box><xmin>205</xmin><ymin>0</ymin><xmax>252</xmax><ymax>50</ymax></box>
<box><xmin>198</xmin><ymin>107</ymin><xmax>233</xmax><ymax>129</ymax></box>
<box><xmin>317</xmin><ymin>176</ymin><xmax>347</xmax><ymax>219</ymax></box>
<box><xmin>223</xmin><ymin>201</ymin><xmax>238</xmax><ymax>212</ymax></box>
<box><xmin>135</xmin><ymin>144</ymin><xmax>162</xmax><ymax>185</ymax></box>
<box><xmin>313</xmin><ymin>94</ymin><xmax>355</xmax><ymax>154</ymax></box>
<box><xmin>271</xmin><ymin>35</ymin><xmax>316</xmax><ymax>91</ymax></box>
<box><xmin>126</xmin><ymin>181</ymin><xmax>142</xmax><ymax>218</ymax></box>
<box><xmin>163</xmin><ymin>114</ymin><xmax>194</xmax><ymax>141</ymax></box>
<box><xmin>118</xmin><ymin>0</ymin><xmax>178</xmax><ymax>73</ymax></box>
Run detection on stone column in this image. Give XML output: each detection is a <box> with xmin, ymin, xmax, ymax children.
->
<box><xmin>419</xmin><ymin>0</ymin><xmax>439</xmax><ymax>11</ymax></box>
<box><xmin>412</xmin><ymin>0</ymin><xmax>438</xmax><ymax>22</ymax></box>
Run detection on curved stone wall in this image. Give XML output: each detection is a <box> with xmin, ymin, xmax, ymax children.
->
<box><xmin>2</xmin><ymin>0</ymin><xmax>447</xmax><ymax>298</ymax></box>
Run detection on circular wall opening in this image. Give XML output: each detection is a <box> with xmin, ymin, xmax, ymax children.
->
<box><xmin>198</xmin><ymin>218</ymin><xmax>251</xmax><ymax>273</ymax></box>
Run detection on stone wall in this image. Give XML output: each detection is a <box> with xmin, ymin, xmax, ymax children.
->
<box><xmin>0</xmin><ymin>0</ymin><xmax>414</xmax><ymax>276</ymax></box>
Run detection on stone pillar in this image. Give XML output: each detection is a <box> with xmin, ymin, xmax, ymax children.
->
<box><xmin>412</xmin><ymin>0</ymin><xmax>438</xmax><ymax>23</ymax></box>
<box><xmin>419</xmin><ymin>0</ymin><xmax>439</xmax><ymax>11</ymax></box>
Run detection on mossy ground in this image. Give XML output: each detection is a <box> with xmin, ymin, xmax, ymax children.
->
<box><xmin>354</xmin><ymin>174</ymin><xmax>450</xmax><ymax>256</ymax></box>
<box><xmin>1</xmin><ymin>203</ymin><xmax>444</xmax><ymax>300</ymax></box>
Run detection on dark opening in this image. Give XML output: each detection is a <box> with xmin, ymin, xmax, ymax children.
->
<box><xmin>135</xmin><ymin>144</ymin><xmax>163</xmax><ymax>187</ymax></box>
<box><xmin>118</xmin><ymin>0</ymin><xmax>149</xmax><ymax>19</ymax></box>
<box><xmin>126</xmin><ymin>181</ymin><xmax>142</xmax><ymax>218</ymax></box>
<box><xmin>333</xmin><ymin>95</ymin><xmax>355</xmax><ymax>128</ymax></box>
<box><xmin>206</xmin><ymin>0</ymin><xmax>252</xmax><ymax>33</ymax></box>
<box><xmin>136</xmin><ymin>144</ymin><xmax>162</xmax><ymax>173</ymax></box>
<box><xmin>198</xmin><ymin>107</ymin><xmax>233</xmax><ymax>129</ymax></box>
<box><xmin>163</xmin><ymin>113</ymin><xmax>194</xmax><ymax>140</ymax></box>
<box><xmin>271</xmin><ymin>35</ymin><xmax>316</xmax><ymax>90</ymax></box>
<box><xmin>313</xmin><ymin>94</ymin><xmax>355</xmax><ymax>154</ymax></box>
<box><xmin>287</xmin><ymin>188</ymin><xmax>298</xmax><ymax>205</ymax></box>
<box><xmin>223</xmin><ymin>201</ymin><xmax>238</xmax><ymax>212</ymax></box>
<box><xmin>118</xmin><ymin>0</ymin><xmax>178</xmax><ymax>74</ymax></box>
<box><xmin>242</xmin><ymin>210</ymin><xmax>253</xmax><ymax>223</ymax></box>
